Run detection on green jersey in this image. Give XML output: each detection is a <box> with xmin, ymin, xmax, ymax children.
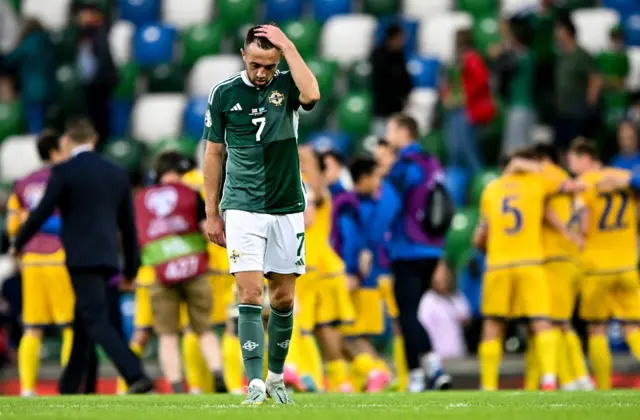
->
<box><xmin>203</xmin><ymin>70</ymin><xmax>307</xmax><ymax>214</ymax></box>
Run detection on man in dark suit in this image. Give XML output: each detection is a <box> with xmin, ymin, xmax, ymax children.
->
<box><xmin>12</xmin><ymin>118</ymin><xmax>152</xmax><ymax>394</ymax></box>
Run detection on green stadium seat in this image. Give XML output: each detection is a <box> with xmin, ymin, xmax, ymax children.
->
<box><xmin>282</xmin><ymin>19</ymin><xmax>321</xmax><ymax>60</ymax></box>
<box><xmin>337</xmin><ymin>91</ymin><xmax>373</xmax><ymax>138</ymax></box>
<box><xmin>149</xmin><ymin>137</ymin><xmax>199</xmax><ymax>164</ymax></box>
<box><xmin>101</xmin><ymin>138</ymin><xmax>146</xmax><ymax>174</ymax></box>
<box><xmin>468</xmin><ymin>168</ymin><xmax>500</xmax><ymax>207</ymax></box>
<box><xmin>145</xmin><ymin>63</ymin><xmax>186</xmax><ymax>93</ymax></box>
<box><xmin>598</xmin><ymin>50</ymin><xmax>629</xmax><ymax>82</ymax></box>
<box><xmin>362</xmin><ymin>0</ymin><xmax>399</xmax><ymax>17</ymax></box>
<box><xmin>232</xmin><ymin>23</ymin><xmax>256</xmax><ymax>52</ymax></box>
<box><xmin>347</xmin><ymin>59</ymin><xmax>372</xmax><ymax>92</ymax></box>
<box><xmin>477</xmin><ymin>99</ymin><xmax>504</xmax><ymax>166</ymax></box>
<box><xmin>419</xmin><ymin>130</ymin><xmax>447</xmax><ymax>165</ymax></box>
<box><xmin>182</xmin><ymin>23</ymin><xmax>225</xmax><ymax>68</ymax></box>
<box><xmin>113</xmin><ymin>62</ymin><xmax>139</xmax><ymax>100</ymax></box>
<box><xmin>458</xmin><ymin>0</ymin><xmax>498</xmax><ymax>17</ymax></box>
<box><xmin>307</xmin><ymin>57</ymin><xmax>339</xmax><ymax>101</ymax></box>
<box><xmin>298</xmin><ymin>99</ymin><xmax>330</xmax><ymax>141</ymax></box>
<box><xmin>217</xmin><ymin>0</ymin><xmax>258</xmax><ymax>34</ymax></box>
<box><xmin>9</xmin><ymin>0</ymin><xmax>20</xmax><ymax>12</ymax></box>
<box><xmin>603</xmin><ymin>91</ymin><xmax>629</xmax><ymax>132</ymax></box>
<box><xmin>55</xmin><ymin>65</ymin><xmax>85</xmax><ymax>114</ymax></box>
<box><xmin>445</xmin><ymin>207</ymin><xmax>480</xmax><ymax>268</ymax></box>
<box><xmin>0</xmin><ymin>101</ymin><xmax>24</xmax><ymax>142</ymax></box>
<box><xmin>472</xmin><ymin>16</ymin><xmax>501</xmax><ymax>57</ymax></box>
<box><xmin>353</xmin><ymin>134</ymin><xmax>379</xmax><ymax>156</ymax></box>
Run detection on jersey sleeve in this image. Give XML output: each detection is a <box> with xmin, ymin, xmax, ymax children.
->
<box><xmin>203</xmin><ymin>86</ymin><xmax>226</xmax><ymax>143</ymax></box>
<box><xmin>283</xmin><ymin>70</ymin><xmax>314</xmax><ymax>111</ymax></box>
<box><xmin>541</xmin><ymin>169</ymin><xmax>567</xmax><ymax>196</ymax></box>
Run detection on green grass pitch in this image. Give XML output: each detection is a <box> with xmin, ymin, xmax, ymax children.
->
<box><xmin>0</xmin><ymin>392</ymin><xmax>639</xmax><ymax>420</ymax></box>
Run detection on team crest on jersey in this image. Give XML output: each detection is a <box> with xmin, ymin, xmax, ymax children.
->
<box><xmin>145</xmin><ymin>186</ymin><xmax>178</xmax><ymax>217</ymax></box>
<box><xmin>269</xmin><ymin>90</ymin><xmax>285</xmax><ymax>106</ymax></box>
<box><xmin>230</xmin><ymin>250</ymin><xmax>240</xmax><ymax>264</ymax></box>
<box><xmin>204</xmin><ymin>109</ymin><xmax>212</xmax><ymax>127</ymax></box>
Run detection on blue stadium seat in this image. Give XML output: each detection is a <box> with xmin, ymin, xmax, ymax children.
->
<box><xmin>444</xmin><ymin>165</ymin><xmax>469</xmax><ymax>207</ymax></box>
<box><xmin>264</xmin><ymin>0</ymin><xmax>304</xmax><ymax>23</ymax></box>
<box><xmin>306</xmin><ymin>130</ymin><xmax>353</xmax><ymax>157</ymax></box>
<box><xmin>406</xmin><ymin>55</ymin><xmax>440</xmax><ymax>88</ymax></box>
<box><xmin>118</xmin><ymin>0</ymin><xmax>161</xmax><ymax>26</ymax></box>
<box><xmin>183</xmin><ymin>97</ymin><xmax>208</xmax><ymax>141</ymax></box>
<box><xmin>603</xmin><ymin>0</ymin><xmax>640</xmax><ymax>17</ymax></box>
<box><xmin>109</xmin><ymin>99</ymin><xmax>133</xmax><ymax>139</ymax></box>
<box><xmin>133</xmin><ymin>24</ymin><xmax>177</xmax><ymax>66</ymax></box>
<box><xmin>312</xmin><ymin>0</ymin><xmax>352</xmax><ymax>23</ymax></box>
<box><xmin>624</xmin><ymin>14</ymin><xmax>640</xmax><ymax>46</ymax></box>
<box><xmin>376</xmin><ymin>16</ymin><xmax>419</xmax><ymax>57</ymax></box>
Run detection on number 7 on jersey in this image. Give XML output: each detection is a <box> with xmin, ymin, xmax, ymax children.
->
<box><xmin>252</xmin><ymin>117</ymin><xmax>266</xmax><ymax>142</ymax></box>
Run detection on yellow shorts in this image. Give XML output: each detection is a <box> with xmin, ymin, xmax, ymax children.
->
<box><xmin>316</xmin><ymin>274</ymin><xmax>356</xmax><ymax>328</ymax></box>
<box><xmin>210</xmin><ymin>273</ymin><xmax>235</xmax><ymax>326</ymax></box>
<box><xmin>341</xmin><ymin>288</ymin><xmax>385</xmax><ymax>337</ymax></box>
<box><xmin>378</xmin><ymin>274</ymin><xmax>399</xmax><ymax>319</ymax></box>
<box><xmin>22</xmin><ymin>264</ymin><xmax>75</xmax><ymax>326</ymax></box>
<box><xmin>482</xmin><ymin>265</ymin><xmax>549</xmax><ymax>319</ymax></box>
<box><xmin>134</xmin><ymin>286</ymin><xmax>153</xmax><ymax>329</ymax></box>
<box><xmin>580</xmin><ymin>270</ymin><xmax>640</xmax><ymax>323</ymax></box>
<box><xmin>544</xmin><ymin>259</ymin><xmax>581</xmax><ymax>322</ymax></box>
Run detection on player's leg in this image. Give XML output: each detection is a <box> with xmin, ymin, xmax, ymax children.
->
<box><xmin>562</xmin><ymin>324</ymin><xmax>594</xmax><ymax>390</ymax></box>
<box><xmin>614</xmin><ymin>271</ymin><xmax>640</xmax><ymax>360</ymax></box>
<box><xmin>379</xmin><ymin>275</ymin><xmax>408</xmax><ymax>391</ymax></box>
<box><xmin>580</xmin><ymin>274</ymin><xmax>612</xmax><ymax>390</ymax></box>
<box><xmin>48</xmin><ymin>265</ymin><xmax>75</xmax><ymax>369</ymax></box>
<box><xmin>523</xmin><ymin>325</ymin><xmax>540</xmax><ymax>391</ymax></box>
<box><xmin>151</xmin><ymin>283</ymin><xmax>184</xmax><ymax>393</ymax></box>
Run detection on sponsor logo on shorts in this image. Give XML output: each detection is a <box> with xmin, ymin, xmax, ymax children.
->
<box><xmin>277</xmin><ymin>340</ymin><xmax>290</xmax><ymax>349</ymax></box>
<box><xmin>242</xmin><ymin>340</ymin><xmax>259</xmax><ymax>351</ymax></box>
<box><xmin>230</xmin><ymin>250</ymin><xmax>240</xmax><ymax>264</ymax></box>
<box><xmin>295</xmin><ymin>258</ymin><xmax>304</xmax><ymax>267</ymax></box>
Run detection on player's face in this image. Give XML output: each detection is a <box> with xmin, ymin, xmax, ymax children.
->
<box><xmin>618</xmin><ymin>122</ymin><xmax>637</xmax><ymax>153</ymax></box>
<box><xmin>322</xmin><ymin>155</ymin><xmax>343</xmax><ymax>185</ymax></box>
<box><xmin>242</xmin><ymin>43</ymin><xmax>281</xmax><ymax>86</ymax></box>
<box><xmin>374</xmin><ymin>144</ymin><xmax>396</xmax><ymax>176</ymax></box>
<box><xmin>567</xmin><ymin>152</ymin><xmax>589</xmax><ymax>175</ymax></box>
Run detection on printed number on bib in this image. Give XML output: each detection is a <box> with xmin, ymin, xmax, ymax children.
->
<box><xmin>252</xmin><ymin>117</ymin><xmax>266</xmax><ymax>142</ymax></box>
<box><xmin>165</xmin><ymin>255</ymin><xmax>200</xmax><ymax>280</ymax></box>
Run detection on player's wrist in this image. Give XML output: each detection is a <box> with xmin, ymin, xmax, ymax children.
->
<box><xmin>280</xmin><ymin>41</ymin><xmax>296</xmax><ymax>57</ymax></box>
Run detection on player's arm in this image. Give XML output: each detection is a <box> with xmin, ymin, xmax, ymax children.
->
<box><xmin>299</xmin><ymin>145</ymin><xmax>328</xmax><ymax>205</ymax></box>
<box><xmin>503</xmin><ymin>157</ymin><xmax>542</xmax><ymax>174</ymax></box>
<box><xmin>473</xmin><ymin>187</ymin><xmax>490</xmax><ymax>251</ymax></box>
<box><xmin>338</xmin><ymin>211</ymin><xmax>363</xmax><ymax>290</ymax></box>
<box><xmin>367</xmin><ymin>180</ymin><xmax>402</xmax><ymax>248</ymax></box>
<box><xmin>596</xmin><ymin>170</ymin><xmax>632</xmax><ymax>193</ymax></box>
<box><xmin>202</xmin><ymin>86</ymin><xmax>227</xmax><ymax>219</ymax></box>
<box><xmin>544</xmin><ymin>204</ymin><xmax>584</xmax><ymax>250</ymax></box>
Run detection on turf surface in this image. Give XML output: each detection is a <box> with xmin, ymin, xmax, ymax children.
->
<box><xmin>1</xmin><ymin>391</ymin><xmax>638</xmax><ymax>419</ymax></box>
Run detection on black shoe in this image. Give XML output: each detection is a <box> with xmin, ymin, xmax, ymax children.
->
<box><xmin>213</xmin><ymin>371</ymin><xmax>227</xmax><ymax>393</ymax></box>
<box><xmin>128</xmin><ymin>376</ymin><xmax>154</xmax><ymax>394</ymax></box>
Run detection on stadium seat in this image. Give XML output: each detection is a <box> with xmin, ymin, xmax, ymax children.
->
<box><xmin>420</xmin><ymin>129</ymin><xmax>447</xmax><ymax>164</ymax></box>
<box><xmin>0</xmin><ymin>135</ymin><xmax>41</xmax><ymax>180</ymax></box>
<box><xmin>458</xmin><ymin>0</ymin><xmax>498</xmax><ymax>17</ymax></box>
<box><xmin>312</xmin><ymin>0</ymin><xmax>352</xmax><ymax>23</ymax></box>
<box><xmin>376</xmin><ymin>16</ymin><xmax>419</xmax><ymax>56</ymax></box>
<box><xmin>22</xmin><ymin>0</ymin><xmax>71</xmax><ymax>31</ymax></box>
<box><xmin>418</xmin><ymin>12</ymin><xmax>473</xmax><ymax>64</ymax></box>
<box><xmin>353</xmin><ymin>134</ymin><xmax>379</xmax><ymax>156</ymax></box>
<box><xmin>404</xmin><ymin>88</ymin><xmax>439</xmax><ymax>134</ymax></box>
<box><xmin>145</xmin><ymin>63</ymin><xmax>185</xmax><ymax>93</ymax></box>
<box><xmin>181</xmin><ymin>23</ymin><xmax>225</xmax><ymax>68</ymax></box>
<box><xmin>133</xmin><ymin>24</ymin><xmax>178</xmax><ymax>66</ymax></box>
<box><xmin>605</xmin><ymin>0</ymin><xmax>640</xmax><ymax>17</ymax></box>
<box><xmin>101</xmin><ymin>138</ymin><xmax>145</xmax><ymax>174</ymax></box>
<box><xmin>110</xmin><ymin>20</ymin><xmax>135</xmax><ymax>66</ymax></box>
<box><xmin>337</xmin><ymin>91</ymin><xmax>373</xmax><ymax>138</ymax></box>
<box><xmin>183</xmin><ymin>97</ymin><xmax>208</xmax><ymax>140</ymax></box>
<box><xmin>362</xmin><ymin>0</ymin><xmax>399</xmax><ymax>17</ymax></box>
<box><xmin>8</xmin><ymin>0</ymin><xmax>20</xmax><ymax>12</ymax></box>
<box><xmin>307</xmin><ymin>57</ymin><xmax>339</xmax><ymax>100</ymax></box>
<box><xmin>298</xmin><ymin>99</ymin><xmax>330</xmax><ymax>140</ymax></box>
<box><xmin>282</xmin><ymin>19</ymin><xmax>321</xmax><ymax>59</ymax></box>
<box><xmin>347</xmin><ymin>59</ymin><xmax>372</xmax><ymax>91</ymax></box>
<box><xmin>403</xmin><ymin>0</ymin><xmax>453</xmax><ymax>20</ymax></box>
<box><xmin>54</xmin><ymin>65</ymin><xmax>85</xmax><ymax>113</ymax></box>
<box><xmin>114</xmin><ymin>62</ymin><xmax>139</xmax><ymax>100</ymax></box>
<box><xmin>217</xmin><ymin>0</ymin><xmax>258</xmax><ymax>33</ymax></box>
<box><xmin>188</xmin><ymin>55</ymin><xmax>244</xmax><ymax>98</ymax></box>
<box><xmin>162</xmin><ymin>0</ymin><xmax>212</xmax><ymax>29</ymax></box>
<box><xmin>468</xmin><ymin>168</ymin><xmax>500</xmax><ymax>207</ymax></box>
<box><xmin>306</xmin><ymin>130</ymin><xmax>353</xmax><ymax>157</ymax></box>
<box><xmin>623</xmin><ymin>14</ymin><xmax>640</xmax><ymax>46</ymax></box>
<box><xmin>0</xmin><ymin>101</ymin><xmax>23</xmax><ymax>142</ymax></box>
<box><xmin>572</xmin><ymin>8</ymin><xmax>620</xmax><ymax>54</ymax></box>
<box><xmin>132</xmin><ymin>94</ymin><xmax>187</xmax><ymax>145</ymax></box>
<box><xmin>321</xmin><ymin>14</ymin><xmax>377</xmax><ymax>68</ymax></box>
<box><xmin>444</xmin><ymin>207</ymin><xmax>480</xmax><ymax>269</ymax></box>
<box><xmin>231</xmin><ymin>23</ymin><xmax>257</xmax><ymax>51</ymax></box>
<box><xmin>110</xmin><ymin>100</ymin><xmax>133</xmax><ymax>138</ymax></box>
<box><xmin>406</xmin><ymin>56</ymin><xmax>440</xmax><ymax>89</ymax></box>
<box><xmin>444</xmin><ymin>166</ymin><xmax>470</xmax><ymax>208</ymax></box>
<box><xmin>472</xmin><ymin>16</ymin><xmax>501</xmax><ymax>57</ymax></box>
<box><xmin>501</xmin><ymin>0</ymin><xmax>538</xmax><ymax>16</ymax></box>
<box><xmin>118</xmin><ymin>0</ymin><xmax>161</xmax><ymax>26</ymax></box>
<box><xmin>626</xmin><ymin>47</ymin><xmax>640</xmax><ymax>91</ymax></box>
<box><xmin>265</xmin><ymin>0</ymin><xmax>304</xmax><ymax>23</ymax></box>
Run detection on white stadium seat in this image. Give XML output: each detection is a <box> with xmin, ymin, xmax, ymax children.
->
<box><xmin>188</xmin><ymin>55</ymin><xmax>244</xmax><ymax>97</ymax></box>
<box><xmin>627</xmin><ymin>47</ymin><xmax>640</xmax><ymax>91</ymax></box>
<box><xmin>162</xmin><ymin>0</ymin><xmax>213</xmax><ymax>29</ymax></box>
<box><xmin>419</xmin><ymin>12</ymin><xmax>473</xmax><ymax>64</ymax></box>
<box><xmin>0</xmin><ymin>135</ymin><xmax>41</xmax><ymax>180</ymax></box>
<box><xmin>321</xmin><ymin>14</ymin><xmax>377</xmax><ymax>68</ymax></box>
<box><xmin>403</xmin><ymin>0</ymin><xmax>453</xmax><ymax>20</ymax></box>
<box><xmin>132</xmin><ymin>94</ymin><xmax>187</xmax><ymax>145</ymax></box>
<box><xmin>22</xmin><ymin>0</ymin><xmax>71</xmax><ymax>32</ymax></box>
<box><xmin>403</xmin><ymin>88</ymin><xmax>439</xmax><ymax>135</ymax></box>
<box><xmin>501</xmin><ymin>0</ymin><xmax>538</xmax><ymax>16</ymax></box>
<box><xmin>110</xmin><ymin>20</ymin><xmax>135</xmax><ymax>66</ymax></box>
<box><xmin>572</xmin><ymin>9</ymin><xmax>620</xmax><ymax>54</ymax></box>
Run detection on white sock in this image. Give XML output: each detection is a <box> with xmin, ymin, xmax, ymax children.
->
<box><xmin>266</xmin><ymin>370</ymin><xmax>283</xmax><ymax>383</ymax></box>
<box><xmin>576</xmin><ymin>376</ymin><xmax>595</xmax><ymax>391</ymax></box>
<box><xmin>541</xmin><ymin>373</ymin><xmax>557</xmax><ymax>386</ymax></box>
<box><xmin>421</xmin><ymin>352</ymin><xmax>442</xmax><ymax>377</ymax></box>
<box><xmin>249</xmin><ymin>378</ymin><xmax>266</xmax><ymax>391</ymax></box>
<box><xmin>408</xmin><ymin>368</ymin><xmax>426</xmax><ymax>393</ymax></box>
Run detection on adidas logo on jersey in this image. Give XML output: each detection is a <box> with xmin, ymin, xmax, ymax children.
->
<box><xmin>230</xmin><ymin>103</ymin><xmax>243</xmax><ymax>111</ymax></box>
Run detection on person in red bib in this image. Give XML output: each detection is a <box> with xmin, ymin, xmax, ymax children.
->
<box><xmin>134</xmin><ymin>151</ymin><xmax>225</xmax><ymax>393</ymax></box>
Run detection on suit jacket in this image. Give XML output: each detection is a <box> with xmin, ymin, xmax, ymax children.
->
<box><xmin>14</xmin><ymin>151</ymin><xmax>140</xmax><ymax>279</ymax></box>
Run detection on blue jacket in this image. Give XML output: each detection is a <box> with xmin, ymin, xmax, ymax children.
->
<box><xmin>369</xmin><ymin>144</ymin><xmax>443</xmax><ymax>261</ymax></box>
<box><xmin>3</xmin><ymin>31</ymin><xmax>55</xmax><ymax>103</ymax></box>
<box><xmin>358</xmin><ymin>190</ymin><xmax>389</xmax><ymax>287</ymax></box>
<box><xmin>330</xmin><ymin>182</ymin><xmax>362</xmax><ymax>276</ymax></box>
<box><xmin>611</xmin><ymin>153</ymin><xmax>640</xmax><ymax>172</ymax></box>
<box><xmin>630</xmin><ymin>172</ymin><xmax>640</xmax><ymax>191</ymax></box>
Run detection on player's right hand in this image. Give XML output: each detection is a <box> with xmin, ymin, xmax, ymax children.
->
<box><xmin>205</xmin><ymin>214</ymin><xmax>226</xmax><ymax>248</ymax></box>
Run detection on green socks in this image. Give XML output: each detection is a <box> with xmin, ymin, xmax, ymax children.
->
<box><xmin>267</xmin><ymin>305</ymin><xmax>294</xmax><ymax>375</ymax></box>
<box><xmin>238</xmin><ymin>304</ymin><xmax>265</xmax><ymax>382</ymax></box>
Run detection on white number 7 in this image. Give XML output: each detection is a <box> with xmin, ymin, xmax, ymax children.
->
<box><xmin>252</xmin><ymin>117</ymin><xmax>266</xmax><ymax>142</ymax></box>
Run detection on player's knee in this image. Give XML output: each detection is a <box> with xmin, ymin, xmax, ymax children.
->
<box><xmin>588</xmin><ymin>323</ymin><xmax>607</xmax><ymax>336</ymax></box>
<box><xmin>482</xmin><ymin>318</ymin><xmax>503</xmax><ymax>340</ymax></box>
<box><xmin>270</xmin><ymin>288</ymin><xmax>294</xmax><ymax>312</ymax></box>
<box><xmin>237</xmin><ymin>284</ymin><xmax>263</xmax><ymax>306</ymax></box>
<box><xmin>530</xmin><ymin>319</ymin><xmax>553</xmax><ymax>334</ymax></box>
<box><xmin>623</xmin><ymin>324</ymin><xmax>639</xmax><ymax>338</ymax></box>
<box><xmin>132</xmin><ymin>330</ymin><xmax>151</xmax><ymax>347</ymax></box>
<box><xmin>23</xmin><ymin>327</ymin><xmax>43</xmax><ymax>339</ymax></box>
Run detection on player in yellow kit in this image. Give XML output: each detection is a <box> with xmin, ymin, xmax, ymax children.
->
<box><xmin>567</xmin><ymin>139</ymin><xmax>640</xmax><ymax>390</ymax></box>
<box><xmin>474</xmin><ymin>148</ymin><xmax>576</xmax><ymax>391</ymax></box>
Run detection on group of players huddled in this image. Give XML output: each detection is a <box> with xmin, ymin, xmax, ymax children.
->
<box><xmin>474</xmin><ymin>138</ymin><xmax>640</xmax><ymax>391</ymax></box>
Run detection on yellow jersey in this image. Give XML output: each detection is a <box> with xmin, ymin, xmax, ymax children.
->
<box><xmin>541</xmin><ymin>162</ymin><xmax>577</xmax><ymax>260</ymax></box>
<box><xmin>136</xmin><ymin>264</ymin><xmax>156</xmax><ymax>286</ymax></box>
<box><xmin>480</xmin><ymin>172</ymin><xmax>561</xmax><ymax>269</ymax></box>
<box><xmin>305</xmin><ymin>193</ymin><xmax>332</xmax><ymax>272</ymax></box>
<box><xmin>579</xmin><ymin>167</ymin><xmax>638</xmax><ymax>272</ymax></box>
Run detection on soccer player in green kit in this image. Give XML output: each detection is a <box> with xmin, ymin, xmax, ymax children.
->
<box><xmin>202</xmin><ymin>24</ymin><xmax>320</xmax><ymax>405</ymax></box>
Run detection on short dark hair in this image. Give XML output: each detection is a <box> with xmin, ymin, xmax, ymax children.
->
<box><xmin>556</xmin><ymin>16</ymin><xmax>576</xmax><ymax>38</ymax></box>
<box><xmin>64</xmin><ymin>117</ymin><xmax>97</xmax><ymax>144</ymax></box>
<box><xmin>36</xmin><ymin>129</ymin><xmax>60</xmax><ymax>162</ymax></box>
<box><xmin>318</xmin><ymin>150</ymin><xmax>344</xmax><ymax>173</ymax></box>
<box><xmin>385</xmin><ymin>23</ymin><xmax>403</xmax><ymax>41</ymax></box>
<box><xmin>500</xmin><ymin>146</ymin><xmax>537</xmax><ymax>170</ymax></box>
<box><xmin>349</xmin><ymin>156</ymin><xmax>377</xmax><ymax>184</ymax></box>
<box><xmin>531</xmin><ymin>142</ymin><xmax>561</xmax><ymax>165</ymax></box>
<box><xmin>569</xmin><ymin>138</ymin><xmax>599</xmax><ymax>160</ymax></box>
<box><xmin>245</xmin><ymin>23</ymin><xmax>278</xmax><ymax>50</ymax></box>
<box><xmin>154</xmin><ymin>151</ymin><xmax>195</xmax><ymax>182</ymax></box>
<box><xmin>390</xmin><ymin>113</ymin><xmax>420</xmax><ymax>139</ymax></box>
